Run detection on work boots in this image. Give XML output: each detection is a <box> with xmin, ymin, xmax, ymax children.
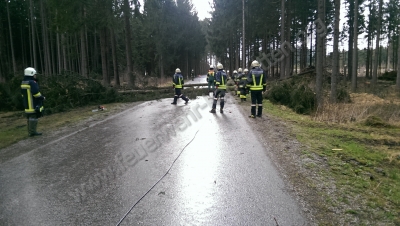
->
<box><xmin>249</xmin><ymin>106</ymin><xmax>256</xmax><ymax>118</ymax></box>
<box><xmin>171</xmin><ymin>96</ymin><xmax>178</xmax><ymax>105</ymax></box>
<box><xmin>28</xmin><ymin>118</ymin><xmax>42</xmax><ymax>137</ymax></box>
<box><xmin>257</xmin><ymin>106</ymin><xmax>263</xmax><ymax>117</ymax></box>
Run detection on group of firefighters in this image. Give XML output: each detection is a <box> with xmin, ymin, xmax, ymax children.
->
<box><xmin>171</xmin><ymin>60</ymin><xmax>266</xmax><ymax>118</ymax></box>
<box><xmin>20</xmin><ymin>60</ymin><xmax>266</xmax><ymax>137</ymax></box>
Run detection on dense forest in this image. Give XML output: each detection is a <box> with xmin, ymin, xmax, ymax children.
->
<box><xmin>1</xmin><ymin>0</ymin><xmax>400</xmax><ymax>104</ymax></box>
<box><xmin>0</xmin><ymin>0</ymin><xmax>207</xmax><ymax>86</ymax></box>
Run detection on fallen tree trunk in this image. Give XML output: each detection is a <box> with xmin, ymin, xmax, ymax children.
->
<box><xmin>118</xmin><ymin>83</ymin><xmax>208</xmax><ymax>94</ymax></box>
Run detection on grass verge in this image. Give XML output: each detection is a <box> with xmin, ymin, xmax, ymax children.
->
<box><xmin>263</xmin><ymin>100</ymin><xmax>400</xmax><ymax>225</ymax></box>
<box><xmin>0</xmin><ymin>103</ymin><xmax>136</xmax><ymax>149</ymax></box>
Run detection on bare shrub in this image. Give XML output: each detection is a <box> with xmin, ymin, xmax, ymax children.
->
<box><xmin>313</xmin><ymin>93</ymin><xmax>400</xmax><ymax>127</ymax></box>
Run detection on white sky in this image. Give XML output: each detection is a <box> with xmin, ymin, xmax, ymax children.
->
<box><xmin>137</xmin><ymin>1</ymin><xmax>388</xmax><ymax>51</ymax></box>
<box><xmin>191</xmin><ymin>0</ymin><xmax>212</xmax><ymax>20</ymax></box>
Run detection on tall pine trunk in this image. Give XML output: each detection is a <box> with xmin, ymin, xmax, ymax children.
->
<box><xmin>316</xmin><ymin>0</ymin><xmax>325</xmax><ymax>108</ymax></box>
<box><xmin>331</xmin><ymin>0</ymin><xmax>341</xmax><ymax>103</ymax></box>
<box><xmin>348</xmin><ymin>0</ymin><xmax>354</xmax><ymax>81</ymax></box>
<box><xmin>366</xmin><ymin>30</ymin><xmax>371</xmax><ymax>78</ymax></box>
<box><xmin>242</xmin><ymin>0</ymin><xmax>246</xmax><ymax>69</ymax></box>
<box><xmin>111</xmin><ymin>28</ymin><xmax>120</xmax><ymax>87</ymax></box>
<box><xmin>123</xmin><ymin>0</ymin><xmax>134</xmax><ymax>86</ymax></box>
<box><xmin>100</xmin><ymin>28</ymin><xmax>109</xmax><ymax>86</ymax></box>
<box><xmin>80</xmin><ymin>7</ymin><xmax>87</xmax><ymax>77</ymax></box>
<box><xmin>280</xmin><ymin>0</ymin><xmax>286</xmax><ymax>79</ymax></box>
<box><xmin>30</xmin><ymin>0</ymin><xmax>37</xmax><ymax>68</ymax></box>
<box><xmin>285</xmin><ymin>0</ymin><xmax>291</xmax><ymax>76</ymax></box>
<box><xmin>6</xmin><ymin>0</ymin><xmax>17</xmax><ymax>75</ymax></box>
<box><xmin>397</xmin><ymin>26</ymin><xmax>400</xmax><ymax>92</ymax></box>
<box><xmin>373</xmin><ymin>0</ymin><xmax>383</xmax><ymax>88</ymax></box>
<box><xmin>351</xmin><ymin>0</ymin><xmax>358</xmax><ymax>92</ymax></box>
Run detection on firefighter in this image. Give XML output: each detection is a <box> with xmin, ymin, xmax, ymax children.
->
<box><xmin>246</xmin><ymin>60</ymin><xmax>267</xmax><ymax>118</ymax></box>
<box><xmin>21</xmin><ymin>67</ymin><xmax>45</xmax><ymax>136</ymax></box>
<box><xmin>206</xmin><ymin>65</ymin><xmax>215</xmax><ymax>94</ymax></box>
<box><xmin>191</xmin><ymin>69</ymin><xmax>195</xmax><ymax>81</ymax></box>
<box><xmin>238</xmin><ymin>68</ymin><xmax>248</xmax><ymax>102</ymax></box>
<box><xmin>210</xmin><ymin>63</ymin><xmax>227</xmax><ymax>114</ymax></box>
<box><xmin>232</xmin><ymin>70</ymin><xmax>238</xmax><ymax>81</ymax></box>
<box><xmin>235</xmin><ymin>68</ymin><xmax>243</xmax><ymax>97</ymax></box>
<box><xmin>171</xmin><ymin>68</ymin><xmax>189</xmax><ymax>105</ymax></box>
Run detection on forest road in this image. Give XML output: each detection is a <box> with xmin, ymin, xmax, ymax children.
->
<box><xmin>0</xmin><ymin>95</ymin><xmax>309</xmax><ymax>225</ymax></box>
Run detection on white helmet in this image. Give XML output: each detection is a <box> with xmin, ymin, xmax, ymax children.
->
<box><xmin>233</xmin><ymin>70</ymin><xmax>238</xmax><ymax>74</ymax></box>
<box><xmin>217</xmin><ymin>63</ymin><xmax>223</xmax><ymax>69</ymax></box>
<box><xmin>238</xmin><ymin>68</ymin><xmax>242</xmax><ymax>73</ymax></box>
<box><xmin>175</xmin><ymin>68</ymin><xmax>181</xmax><ymax>73</ymax></box>
<box><xmin>24</xmin><ymin>67</ymin><xmax>37</xmax><ymax>76</ymax></box>
<box><xmin>244</xmin><ymin>68</ymin><xmax>249</xmax><ymax>73</ymax></box>
<box><xmin>251</xmin><ymin>60</ymin><xmax>260</xmax><ymax>67</ymax></box>
<box><xmin>209</xmin><ymin>65</ymin><xmax>214</xmax><ymax>69</ymax></box>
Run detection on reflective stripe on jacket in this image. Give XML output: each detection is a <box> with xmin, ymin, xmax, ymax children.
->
<box><xmin>215</xmin><ymin>70</ymin><xmax>227</xmax><ymax>90</ymax></box>
<box><xmin>173</xmin><ymin>73</ymin><xmax>184</xmax><ymax>88</ymax></box>
<box><xmin>247</xmin><ymin>67</ymin><xmax>266</xmax><ymax>91</ymax></box>
<box><xmin>21</xmin><ymin>77</ymin><xmax>44</xmax><ymax>114</ymax></box>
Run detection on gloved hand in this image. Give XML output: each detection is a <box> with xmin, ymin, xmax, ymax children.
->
<box><xmin>216</xmin><ymin>85</ymin><xmax>219</xmax><ymax>89</ymax></box>
<box><xmin>172</xmin><ymin>85</ymin><xmax>175</xmax><ymax>88</ymax></box>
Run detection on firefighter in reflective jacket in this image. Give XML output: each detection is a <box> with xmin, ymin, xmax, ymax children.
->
<box><xmin>235</xmin><ymin>68</ymin><xmax>242</xmax><ymax>96</ymax></box>
<box><xmin>210</xmin><ymin>63</ymin><xmax>227</xmax><ymax>114</ymax></box>
<box><xmin>206</xmin><ymin>65</ymin><xmax>215</xmax><ymax>94</ymax></box>
<box><xmin>21</xmin><ymin>67</ymin><xmax>45</xmax><ymax>136</ymax></box>
<box><xmin>171</xmin><ymin>68</ymin><xmax>189</xmax><ymax>105</ymax></box>
<box><xmin>246</xmin><ymin>60</ymin><xmax>267</xmax><ymax>118</ymax></box>
<box><xmin>238</xmin><ymin>68</ymin><xmax>248</xmax><ymax>102</ymax></box>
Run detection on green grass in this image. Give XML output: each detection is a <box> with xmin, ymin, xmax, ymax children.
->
<box><xmin>0</xmin><ymin>103</ymin><xmax>136</xmax><ymax>149</ymax></box>
<box><xmin>263</xmin><ymin>100</ymin><xmax>400</xmax><ymax>224</ymax></box>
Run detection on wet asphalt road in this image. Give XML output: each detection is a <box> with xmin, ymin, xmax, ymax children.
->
<box><xmin>0</xmin><ymin>93</ymin><xmax>308</xmax><ymax>225</ymax></box>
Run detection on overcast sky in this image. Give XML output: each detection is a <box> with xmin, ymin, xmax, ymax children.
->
<box><xmin>191</xmin><ymin>0</ymin><xmax>212</xmax><ymax>20</ymax></box>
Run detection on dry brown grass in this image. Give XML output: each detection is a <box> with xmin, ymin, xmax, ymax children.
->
<box><xmin>314</xmin><ymin>93</ymin><xmax>400</xmax><ymax>127</ymax></box>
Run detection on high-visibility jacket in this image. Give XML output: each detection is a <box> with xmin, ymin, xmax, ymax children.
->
<box><xmin>21</xmin><ymin>76</ymin><xmax>45</xmax><ymax>114</ymax></box>
<box><xmin>215</xmin><ymin>69</ymin><xmax>227</xmax><ymax>90</ymax></box>
<box><xmin>207</xmin><ymin>70</ymin><xmax>215</xmax><ymax>83</ymax></box>
<box><xmin>246</xmin><ymin>67</ymin><xmax>266</xmax><ymax>91</ymax></box>
<box><xmin>235</xmin><ymin>72</ymin><xmax>242</xmax><ymax>84</ymax></box>
<box><xmin>172</xmin><ymin>73</ymin><xmax>184</xmax><ymax>88</ymax></box>
<box><xmin>238</xmin><ymin>73</ymin><xmax>248</xmax><ymax>88</ymax></box>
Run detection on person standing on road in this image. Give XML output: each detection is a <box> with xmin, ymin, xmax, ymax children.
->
<box><xmin>238</xmin><ymin>68</ymin><xmax>248</xmax><ymax>102</ymax></box>
<box><xmin>191</xmin><ymin>69</ymin><xmax>195</xmax><ymax>81</ymax></box>
<box><xmin>246</xmin><ymin>60</ymin><xmax>266</xmax><ymax>118</ymax></box>
<box><xmin>210</xmin><ymin>63</ymin><xmax>227</xmax><ymax>114</ymax></box>
<box><xmin>21</xmin><ymin>67</ymin><xmax>45</xmax><ymax>136</ymax></box>
<box><xmin>235</xmin><ymin>68</ymin><xmax>242</xmax><ymax>97</ymax></box>
<box><xmin>171</xmin><ymin>68</ymin><xmax>189</xmax><ymax>105</ymax></box>
<box><xmin>206</xmin><ymin>65</ymin><xmax>215</xmax><ymax>94</ymax></box>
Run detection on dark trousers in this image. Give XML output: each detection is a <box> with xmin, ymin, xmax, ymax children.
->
<box><xmin>239</xmin><ymin>87</ymin><xmax>247</xmax><ymax>100</ymax></box>
<box><xmin>172</xmin><ymin>88</ymin><xmax>188</xmax><ymax>103</ymax></box>
<box><xmin>250</xmin><ymin>90</ymin><xmax>263</xmax><ymax>116</ymax></box>
<box><xmin>212</xmin><ymin>89</ymin><xmax>226</xmax><ymax>109</ymax></box>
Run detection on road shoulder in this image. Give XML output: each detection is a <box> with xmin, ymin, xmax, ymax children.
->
<box><xmin>233</xmin><ymin>96</ymin><xmax>335</xmax><ymax>225</ymax></box>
